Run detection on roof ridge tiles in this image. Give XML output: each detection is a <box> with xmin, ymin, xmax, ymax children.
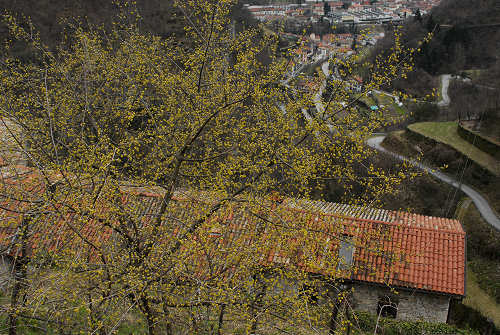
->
<box><xmin>278</xmin><ymin>205</ymin><xmax>464</xmax><ymax>235</ymax></box>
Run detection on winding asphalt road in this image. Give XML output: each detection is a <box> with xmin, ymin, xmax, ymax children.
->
<box><xmin>304</xmin><ymin>61</ymin><xmax>500</xmax><ymax>230</ymax></box>
<box><xmin>437</xmin><ymin>74</ymin><xmax>475</xmax><ymax>107</ymax></box>
<box><xmin>367</xmin><ymin>135</ymin><xmax>500</xmax><ymax>231</ymax></box>
<box><xmin>437</xmin><ymin>74</ymin><xmax>452</xmax><ymax>107</ymax></box>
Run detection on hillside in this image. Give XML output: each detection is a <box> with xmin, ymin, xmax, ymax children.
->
<box><xmin>0</xmin><ymin>0</ymin><xmax>258</xmax><ymax>56</ymax></box>
<box><xmin>370</xmin><ymin>0</ymin><xmax>499</xmax><ymax>98</ymax></box>
<box><xmin>0</xmin><ymin>1</ymin><xmax>186</xmax><ymax>36</ymax></box>
<box><xmin>408</xmin><ymin>0</ymin><xmax>498</xmax><ymax>74</ymax></box>
<box><xmin>418</xmin><ymin>0</ymin><xmax>499</xmax><ymax>74</ymax></box>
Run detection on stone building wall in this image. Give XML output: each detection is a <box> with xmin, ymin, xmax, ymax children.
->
<box><xmin>0</xmin><ymin>254</ymin><xmax>13</xmax><ymax>292</ymax></box>
<box><xmin>351</xmin><ymin>283</ymin><xmax>451</xmax><ymax>323</ymax></box>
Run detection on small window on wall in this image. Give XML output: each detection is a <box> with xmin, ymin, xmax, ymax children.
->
<box><xmin>337</xmin><ymin>236</ymin><xmax>354</xmax><ymax>270</ymax></box>
<box><xmin>377</xmin><ymin>295</ymin><xmax>398</xmax><ymax>318</ymax></box>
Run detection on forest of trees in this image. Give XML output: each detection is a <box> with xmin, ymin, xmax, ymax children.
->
<box><xmin>370</xmin><ymin>0</ymin><xmax>499</xmax><ymax>96</ymax></box>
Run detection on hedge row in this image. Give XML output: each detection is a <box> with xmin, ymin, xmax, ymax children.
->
<box><xmin>352</xmin><ymin>311</ymin><xmax>479</xmax><ymax>335</ymax></box>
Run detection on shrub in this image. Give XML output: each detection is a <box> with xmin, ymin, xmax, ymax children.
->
<box><xmin>352</xmin><ymin>311</ymin><xmax>479</xmax><ymax>335</ymax></box>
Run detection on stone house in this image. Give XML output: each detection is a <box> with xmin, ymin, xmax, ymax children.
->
<box><xmin>282</xmin><ymin>198</ymin><xmax>466</xmax><ymax>323</ymax></box>
<box><xmin>352</xmin><ymin>284</ymin><xmax>453</xmax><ymax>323</ymax></box>
<box><xmin>0</xmin><ymin>187</ymin><xmax>465</xmax><ymax>324</ymax></box>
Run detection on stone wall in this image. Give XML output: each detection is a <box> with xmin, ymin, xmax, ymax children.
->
<box><xmin>351</xmin><ymin>283</ymin><xmax>451</xmax><ymax>323</ymax></box>
<box><xmin>457</xmin><ymin>121</ymin><xmax>500</xmax><ymax>160</ymax></box>
<box><xmin>0</xmin><ymin>254</ymin><xmax>13</xmax><ymax>292</ymax></box>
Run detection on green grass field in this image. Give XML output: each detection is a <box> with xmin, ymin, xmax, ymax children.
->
<box><xmin>455</xmin><ymin>198</ymin><xmax>500</xmax><ymax>329</ymax></box>
<box><xmin>407</xmin><ymin>122</ymin><xmax>500</xmax><ymax>176</ymax></box>
<box><xmin>464</xmin><ymin>267</ymin><xmax>500</xmax><ymax>329</ymax></box>
<box><xmin>376</xmin><ymin>92</ymin><xmax>407</xmax><ymax>115</ymax></box>
<box><xmin>358</xmin><ymin>91</ymin><xmax>407</xmax><ymax>118</ymax></box>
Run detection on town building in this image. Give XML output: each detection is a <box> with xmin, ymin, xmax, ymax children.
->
<box><xmin>244</xmin><ymin>0</ymin><xmax>442</xmax><ymax>24</ymax></box>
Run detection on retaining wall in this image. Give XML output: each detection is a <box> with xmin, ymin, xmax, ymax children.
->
<box><xmin>457</xmin><ymin>122</ymin><xmax>500</xmax><ymax>160</ymax></box>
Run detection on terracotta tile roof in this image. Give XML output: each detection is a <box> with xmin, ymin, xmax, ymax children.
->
<box><xmin>284</xmin><ymin>197</ymin><xmax>465</xmax><ymax>295</ymax></box>
<box><xmin>0</xmin><ymin>185</ymin><xmax>465</xmax><ymax>296</ymax></box>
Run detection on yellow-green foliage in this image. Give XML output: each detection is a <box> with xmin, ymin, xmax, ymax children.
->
<box><xmin>0</xmin><ymin>1</ymin><xmax>425</xmax><ymax>334</ymax></box>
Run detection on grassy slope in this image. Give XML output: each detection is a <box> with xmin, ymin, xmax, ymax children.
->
<box><xmin>358</xmin><ymin>92</ymin><xmax>406</xmax><ymax>119</ymax></box>
<box><xmin>455</xmin><ymin>199</ymin><xmax>500</xmax><ymax>328</ymax></box>
<box><xmin>407</xmin><ymin>122</ymin><xmax>500</xmax><ymax>176</ymax></box>
<box><xmin>464</xmin><ymin>268</ymin><xmax>500</xmax><ymax>329</ymax></box>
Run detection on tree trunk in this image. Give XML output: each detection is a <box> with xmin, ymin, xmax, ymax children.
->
<box><xmin>162</xmin><ymin>305</ymin><xmax>173</xmax><ymax>335</ymax></box>
<box><xmin>250</xmin><ymin>281</ymin><xmax>267</xmax><ymax>334</ymax></box>
<box><xmin>8</xmin><ymin>269</ymin><xmax>21</xmax><ymax>335</ymax></box>
<box><xmin>329</xmin><ymin>294</ymin><xmax>342</xmax><ymax>335</ymax></box>
<box><xmin>8</xmin><ymin>216</ymin><xmax>30</xmax><ymax>335</ymax></box>
<box><xmin>328</xmin><ymin>284</ymin><xmax>350</xmax><ymax>335</ymax></box>
<box><xmin>217</xmin><ymin>304</ymin><xmax>226</xmax><ymax>335</ymax></box>
<box><xmin>139</xmin><ymin>296</ymin><xmax>156</xmax><ymax>335</ymax></box>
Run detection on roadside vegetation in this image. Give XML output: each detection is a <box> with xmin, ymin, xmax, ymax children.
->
<box><xmin>351</xmin><ymin>311</ymin><xmax>479</xmax><ymax>335</ymax></box>
<box><xmin>456</xmin><ymin>199</ymin><xmax>500</xmax><ymax>330</ymax></box>
<box><xmin>383</xmin><ymin>126</ymin><xmax>500</xmax><ymax>214</ymax></box>
<box><xmin>321</xmin><ymin>141</ymin><xmax>458</xmax><ymax>218</ymax></box>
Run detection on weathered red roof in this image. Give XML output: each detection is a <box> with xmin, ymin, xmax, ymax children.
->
<box><xmin>284</xmin><ymin>198</ymin><xmax>465</xmax><ymax>295</ymax></box>
<box><xmin>0</xmin><ymin>182</ymin><xmax>465</xmax><ymax>296</ymax></box>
